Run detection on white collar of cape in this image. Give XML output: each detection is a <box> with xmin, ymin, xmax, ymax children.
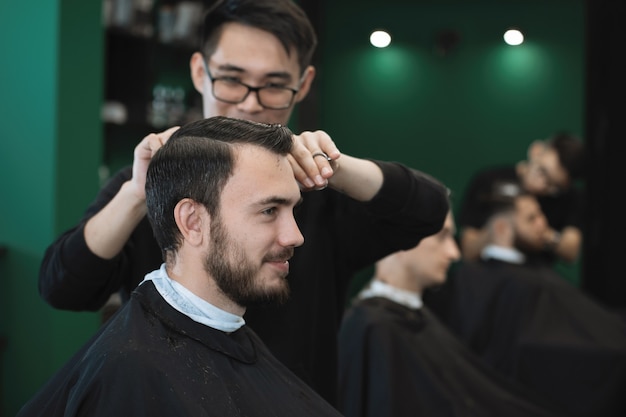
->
<box><xmin>358</xmin><ymin>278</ymin><xmax>423</xmax><ymax>310</ymax></box>
<box><xmin>480</xmin><ymin>244</ymin><xmax>526</xmax><ymax>264</ymax></box>
<box><xmin>141</xmin><ymin>263</ymin><xmax>245</xmax><ymax>333</ymax></box>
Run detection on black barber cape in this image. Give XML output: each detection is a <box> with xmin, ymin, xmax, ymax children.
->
<box><xmin>338</xmin><ymin>297</ymin><xmax>566</xmax><ymax>417</ymax></box>
<box><xmin>425</xmin><ymin>259</ymin><xmax>626</xmax><ymax>417</ymax></box>
<box><xmin>17</xmin><ymin>281</ymin><xmax>343</xmax><ymax>417</ymax></box>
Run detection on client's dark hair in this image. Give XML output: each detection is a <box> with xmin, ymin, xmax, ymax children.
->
<box><xmin>146</xmin><ymin>116</ymin><xmax>294</xmax><ymax>254</ymax></box>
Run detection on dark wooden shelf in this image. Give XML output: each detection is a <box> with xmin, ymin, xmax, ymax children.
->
<box><xmin>103</xmin><ymin>0</ymin><xmax>205</xmax><ymax>174</ymax></box>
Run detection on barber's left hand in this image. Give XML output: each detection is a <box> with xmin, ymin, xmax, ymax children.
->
<box><xmin>288</xmin><ymin>130</ymin><xmax>341</xmax><ymax>191</ymax></box>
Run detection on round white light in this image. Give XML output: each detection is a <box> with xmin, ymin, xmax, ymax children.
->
<box><xmin>370</xmin><ymin>30</ymin><xmax>391</xmax><ymax>48</ymax></box>
<box><xmin>503</xmin><ymin>29</ymin><xmax>524</xmax><ymax>46</ymax></box>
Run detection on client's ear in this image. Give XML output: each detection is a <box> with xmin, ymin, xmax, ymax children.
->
<box><xmin>174</xmin><ymin>198</ymin><xmax>206</xmax><ymax>247</ymax></box>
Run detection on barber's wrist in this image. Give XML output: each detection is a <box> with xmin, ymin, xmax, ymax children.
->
<box><xmin>545</xmin><ymin>230</ymin><xmax>562</xmax><ymax>252</ymax></box>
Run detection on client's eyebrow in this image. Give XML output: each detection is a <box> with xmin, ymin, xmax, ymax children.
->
<box><xmin>256</xmin><ymin>195</ymin><xmax>303</xmax><ymax>208</ymax></box>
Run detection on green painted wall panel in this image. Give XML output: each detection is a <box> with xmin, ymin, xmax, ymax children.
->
<box><xmin>56</xmin><ymin>0</ymin><xmax>105</xmax><ymax>230</ymax></box>
<box><xmin>0</xmin><ymin>0</ymin><xmax>102</xmax><ymax>415</ymax></box>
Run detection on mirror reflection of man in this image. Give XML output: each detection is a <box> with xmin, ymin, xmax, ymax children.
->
<box><xmin>458</xmin><ymin>132</ymin><xmax>585</xmax><ymax>267</ymax></box>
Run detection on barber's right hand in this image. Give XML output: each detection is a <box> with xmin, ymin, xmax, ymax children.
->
<box><xmin>130</xmin><ymin>126</ymin><xmax>180</xmax><ymax>199</ymax></box>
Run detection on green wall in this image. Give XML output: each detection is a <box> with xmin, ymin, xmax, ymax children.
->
<box><xmin>319</xmin><ymin>0</ymin><xmax>584</xmax><ymax>287</ymax></box>
<box><xmin>0</xmin><ymin>1</ymin><xmax>103</xmax><ymax>415</ymax></box>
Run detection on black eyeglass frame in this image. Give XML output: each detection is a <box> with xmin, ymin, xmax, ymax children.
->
<box><xmin>203</xmin><ymin>60</ymin><xmax>299</xmax><ymax>110</ymax></box>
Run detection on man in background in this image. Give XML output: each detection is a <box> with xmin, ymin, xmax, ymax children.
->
<box><xmin>426</xmin><ymin>185</ymin><xmax>626</xmax><ymax>417</ymax></box>
<box><xmin>338</xmin><ymin>207</ymin><xmax>566</xmax><ymax>417</ymax></box>
<box><xmin>458</xmin><ymin>132</ymin><xmax>585</xmax><ymax>267</ymax></box>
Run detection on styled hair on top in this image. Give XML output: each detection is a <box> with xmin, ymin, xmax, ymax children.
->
<box><xmin>200</xmin><ymin>0</ymin><xmax>318</xmax><ymax>72</ymax></box>
<box><xmin>145</xmin><ymin>116</ymin><xmax>294</xmax><ymax>255</ymax></box>
<box><xmin>483</xmin><ymin>180</ymin><xmax>534</xmax><ymax>222</ymax></box>
<box><xmin>547</xmin><ymin>131</ymin><xmax>586</xmax><ymax>181</ymax></box>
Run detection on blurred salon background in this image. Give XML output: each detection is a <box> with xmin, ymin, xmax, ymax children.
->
<box><xmin>1</xmin><ymin>0</ymin><xmax>624</xmax><ymax>415</ymax></box>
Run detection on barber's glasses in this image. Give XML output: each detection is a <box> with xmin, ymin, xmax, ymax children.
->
<box><xmin>204</xmin><ymin>61</ymin><xmax>300</xmax><ymax>110</ymax></box>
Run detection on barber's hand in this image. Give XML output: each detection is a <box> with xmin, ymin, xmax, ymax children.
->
<box><xmin>542</xmin><ymin>227</ymin><xmax>562</xmax><ymax>252</ymax></box>
<box><xmin>130</xmin><ymin>126</ymin><xmax>180</xmax><ymax>200</ymax></box>
<box><xmin>289</xmin><ymin>130</ymin><xmax>341</xmax><ymax>191</ymax></box>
